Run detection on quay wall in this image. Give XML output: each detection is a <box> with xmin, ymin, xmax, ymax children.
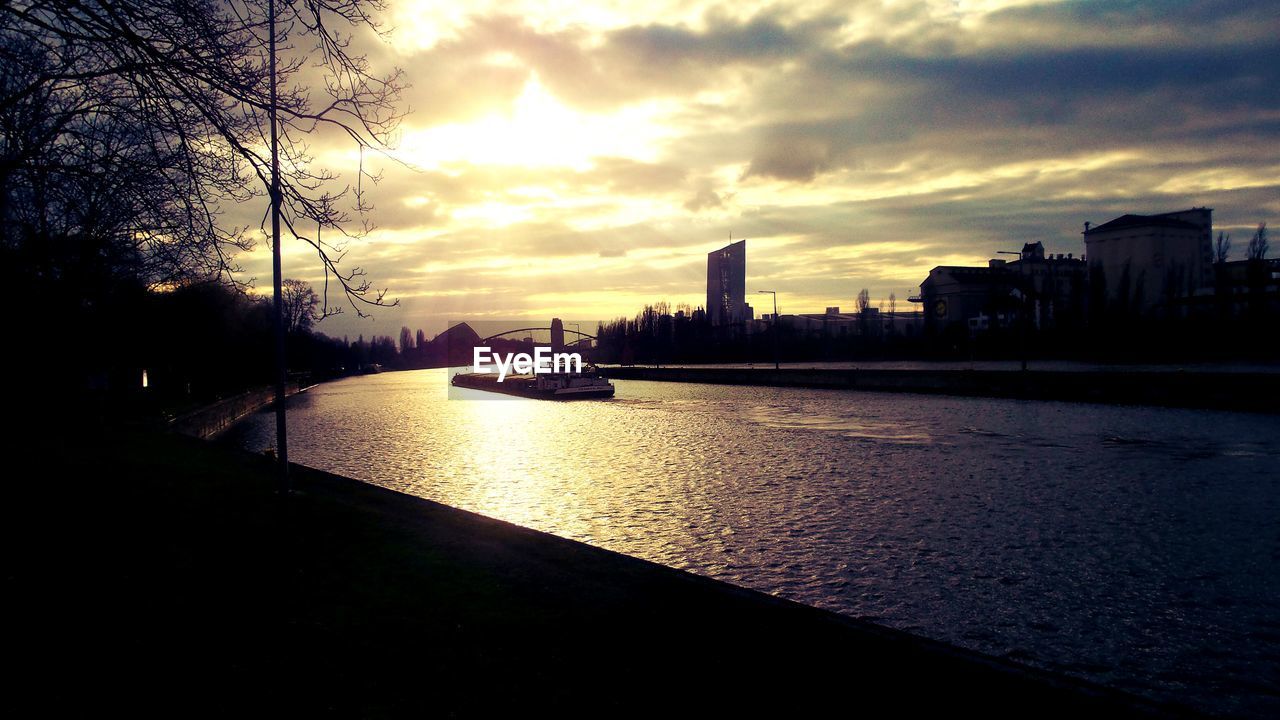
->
<box><xmin>168</xmin><ymin>382</ymin><xmax>301</xmax><ymax>439</ymax></box>
<box><xmin>600</xmin><ymin>366</ymin><xmax>1279</xmax><ymax>413</ymax></box>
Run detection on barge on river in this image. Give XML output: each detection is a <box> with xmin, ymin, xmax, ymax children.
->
<box><xmin>451</xmin><ymin>369</ymin><xmax>615</xmax><ymax>400</ymax></box>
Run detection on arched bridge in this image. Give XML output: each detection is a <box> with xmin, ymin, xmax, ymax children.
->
<box><xmin>479</xmin><ymin>327</ymin><xmax>597</xmax><ymax>344</ymax></box>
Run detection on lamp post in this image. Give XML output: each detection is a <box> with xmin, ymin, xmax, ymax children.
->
<box><xmin>757</xmin><ymin>290</ymin><xmax>779</xmax><ymax>371</ymax></box>
<box><xmin>997</xmin><ymin>250</ymin><xmax>1029</xmax><ymax>371</ymax></box>
<box><xmin>268</xmin><ymin>0</ymin><xmax>289</xmax><ymax>493</ymax></box>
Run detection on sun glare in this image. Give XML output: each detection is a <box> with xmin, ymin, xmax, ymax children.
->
<box><xmin>397</xmin><ymin>75</ymin><xmax>668</xmax><ymax>171</ymax></box>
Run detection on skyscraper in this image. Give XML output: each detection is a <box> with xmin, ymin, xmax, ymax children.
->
<box><xmin>707</xmin><ymin>239</ymin><xmax>747</xmax><ymax>326</ymax></box>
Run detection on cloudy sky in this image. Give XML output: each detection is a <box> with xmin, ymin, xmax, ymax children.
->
<box><xmin>236</xmin><ymin>0</ymin><xmax>1280</xmax><ymax>339</ymax></box>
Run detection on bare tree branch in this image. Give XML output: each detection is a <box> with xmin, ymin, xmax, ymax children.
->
<box><xmin>1</xmin><ymin>0</ymin><xmax>405</xmax><ymax>313</ymax></box>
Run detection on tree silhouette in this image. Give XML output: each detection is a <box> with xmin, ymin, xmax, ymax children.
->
<box><xmin>1</xmin><ymin>0</ymin><xmax>405</xmax><ymax>312</ymax></box>
<box><xmin>1214</xmin><ymin>232</ymin><xmax>1232</xmax><ymax>263</ymax></box>
<box><xmin>1246</xmin><ymin>222</ymin><xmax>1269</xmax><ymax>260</ymax></box>
<box><xmin>398</xmin><ymin>326</ymin><xmax>412</xmax><ymax>356</ymax></box>
<box><xmin>281</xmin><ymin>279</ymin><xmax>321</xmax><ymax>334</ymax></box>
<box><xmin>1245</xmin><ymin>223</ymin><xmax>1270</xmax><ymax>323</ymax></box>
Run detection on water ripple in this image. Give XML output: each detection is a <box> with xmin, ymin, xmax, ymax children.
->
<box><xmin>223</xmin><ymin>370</ymin><xmax>1280</xmax><ymax>719</ymax></box>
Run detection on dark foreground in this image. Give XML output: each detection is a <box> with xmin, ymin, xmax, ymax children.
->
<box><xmin>5</xmin><ymin>429</ymin><xmax>1197</xmax><ymax>717</ymax></box>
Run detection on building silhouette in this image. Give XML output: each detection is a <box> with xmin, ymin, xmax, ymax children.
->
<box><xmin>916</xmin><ymin>242</ymin><xmax>1086</xmax><ymax>342</ymax></box>
<box><xmin>1083</xmin><ymin>208</ymin><xmax>1213</xmax><ymax>317</ymax></box>
<box><xmin>909</xmin><ymin>206</ymin><xmax>1280</xmax><ymax>353</ymax></box>
<box><xmin>1006</xmin><ymin>242</ymin><xmax>1088</xmax><ymax>332</ymax></box>
<box><xmin>1209</xmin><ymin>256</ymin><xmax>1280</xmax><ymax>318</ymax></box>
<box><xmin>707</xmin><ymin>239</ymin><xmax>752</xmax><ymax>327</ymax></box>
<box><xmin>760</xmin><ymin>306</ymin><xmax>923</xmax><ymax>340</ymax></box>
<box><xmin>550</xmin><ymin>318</ymin><xmax>565</xmax><ymax>351</ymax></box>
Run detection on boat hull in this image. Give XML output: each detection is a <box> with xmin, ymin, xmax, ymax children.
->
<box><xmin>451</xmin><ymin>372</ymin><xmax>615</xmax><ymax>400</ymax></box>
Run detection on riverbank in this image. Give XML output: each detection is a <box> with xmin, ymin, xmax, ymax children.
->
<box><xmin>601</xmin><ymin>366</ymin><xmax>1280</xmax><ymax>412</ymax></box>
<box><xmin>167</xmin><ymin>381</ymin><xmax>306</xmax><ymax>439</ymax></box>
<box><xmin>5</xmin><ymin>429</ymin><xmax>1197</xmax><ymax>717</ymax></box>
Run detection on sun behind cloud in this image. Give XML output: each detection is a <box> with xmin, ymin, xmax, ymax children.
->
<box><xmin>396</xmin><ymin>74</ymin><xmax>672</xmax><ymax>171</ymax></box>
<box><xmin>236</xmin><ymin>0</ymin><xmax>1280</xmax><ymax>339</ymax></box>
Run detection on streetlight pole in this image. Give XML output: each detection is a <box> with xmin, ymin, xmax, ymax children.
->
<box><xmin>757</xmin><ymin>290</ymin><xmax>779</xmax><ymax>370</ymax></box>
<box><xmin>268</xmin><ymin>0</ymin><xmax>290</xmax><ymax>493</ymax></box>
<box><xmin>997</xmin><ymin>250</ymin><xmax>1028</xmax><ymax>371</ymax></box>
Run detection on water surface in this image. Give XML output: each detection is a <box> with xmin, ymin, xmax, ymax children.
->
<box><xmin>225</xmin><ymin>368</ymin><xmax>1280</xmax><ymax>717</ymax></box>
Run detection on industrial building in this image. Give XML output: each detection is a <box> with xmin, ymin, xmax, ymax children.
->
<box><xmin>1082</xmin><ymin>208</ymin><xmax>1214</xmax><ymax>317</ymax></box>
<box><xmin>916</xmin><ymin>242</ymin><xmax>1086</xmax><ymax>340</ymax></box>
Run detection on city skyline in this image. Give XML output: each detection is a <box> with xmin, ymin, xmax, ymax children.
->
<box><xmin>224</xmin><ymin>1</ymin><xmax>1278</xmax><ymax>338</ymax></box>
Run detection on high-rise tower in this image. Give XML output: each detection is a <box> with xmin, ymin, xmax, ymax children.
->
<box><xmin>707</xmin><ymin>239</ymin><xmax>747</xmax><ymax>326</ymax></box>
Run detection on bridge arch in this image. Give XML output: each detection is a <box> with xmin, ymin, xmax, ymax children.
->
<box><xmin>478</xmin><ymin>327</ymin><xmax>598</xmax><ymax>343</ymax></box>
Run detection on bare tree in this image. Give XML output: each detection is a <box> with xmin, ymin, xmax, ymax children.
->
<box><xmin>1</xmin><ymin>29</ymin><xmax>254</xmax><ymax>293</ymax></box>
<box><xmin>1</xmin><ymin>0</ymin><xmax>405</xmax><ymax>313</ymax></box>
<box><xmin>281</xmin><ymin>278</ymin><xmax>321</xmax><ymax>333</ymax></box>
<box><xmin>856</xmin><ymin>288</ymin><xmax>871</xmax><ymax>314</ymax></box>
<box><xmin>1214</xmin><ymin>231</ymin><xmax>1232</xmax><ymax>263</ymax></box>
<box><xmin>855</xmin><ymin>288</ymin><xmax>871</xmax><ymax>337</ymax></box>
<box><xmin>1247</xmin><ymin>222</ymin><xmax>1269</xmax><ymax>260</ymax></box>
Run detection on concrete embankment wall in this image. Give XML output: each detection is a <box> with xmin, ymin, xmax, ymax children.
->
<box><xmin>602</xmin><ymin>366</ymin><xmax>1279</xmax><ymax>413</ymax></box>
<box><xmin>169</xmin><ymin>383</ymin><xmax>300</xmax><ymax>439</ymax></box>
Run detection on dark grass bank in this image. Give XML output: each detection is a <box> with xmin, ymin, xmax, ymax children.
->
<box><xmin>4</xmin><ymin>428</ymin><xmax>1199</xmax><ymax>717</ymax></box>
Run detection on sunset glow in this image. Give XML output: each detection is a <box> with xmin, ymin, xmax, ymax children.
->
<box><xmin>231</xmin><ymin>0</ymin><xmax>1280</xmax><ymax>336</ymax></box>
<box><xmin>9</xmin><ymin>2</ymin><xmax>1280</xmax><ymax>715</ymax></box>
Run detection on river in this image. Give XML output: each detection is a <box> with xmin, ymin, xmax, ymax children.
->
<box><xmin>223</xmin><ymin>368</ymin><xmax>1280</xmax><ymax>717</ymax></box>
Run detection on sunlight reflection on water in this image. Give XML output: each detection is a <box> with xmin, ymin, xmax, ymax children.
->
<box><xmin>224</xmin><ymin>368</ymin><xmax>1280</xmax><ymax>718</ymax></box>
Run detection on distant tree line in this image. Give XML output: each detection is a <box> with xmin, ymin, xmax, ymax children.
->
<box><xmin>594</xmin><ymin>230</ymin><xmax>1275</xmax><ymax>366</ymax></box>
<box><xmin>589</xmin><ymin>298</ymin><xmax>928</xmax><ymax>366</ymax></box>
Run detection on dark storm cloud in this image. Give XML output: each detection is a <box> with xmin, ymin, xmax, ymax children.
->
<box><xmin>741</xmin><ymin>32</ymin><xmax>1280</xmax><ymax>181</ymax></box>
<box><xmin>989</xmin><ymin>0</ymin><xmax>1280</xmax><ymax>37</ymax></box>
<box><xmin>837</xmin><ymin>42</ymin><xmax>1280</xmax><ymax>105</ymax></box>
<box><xmin>606</xmin><ymin>10</ymin><xmax>842</xmax><ymax>65</ymax></box>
